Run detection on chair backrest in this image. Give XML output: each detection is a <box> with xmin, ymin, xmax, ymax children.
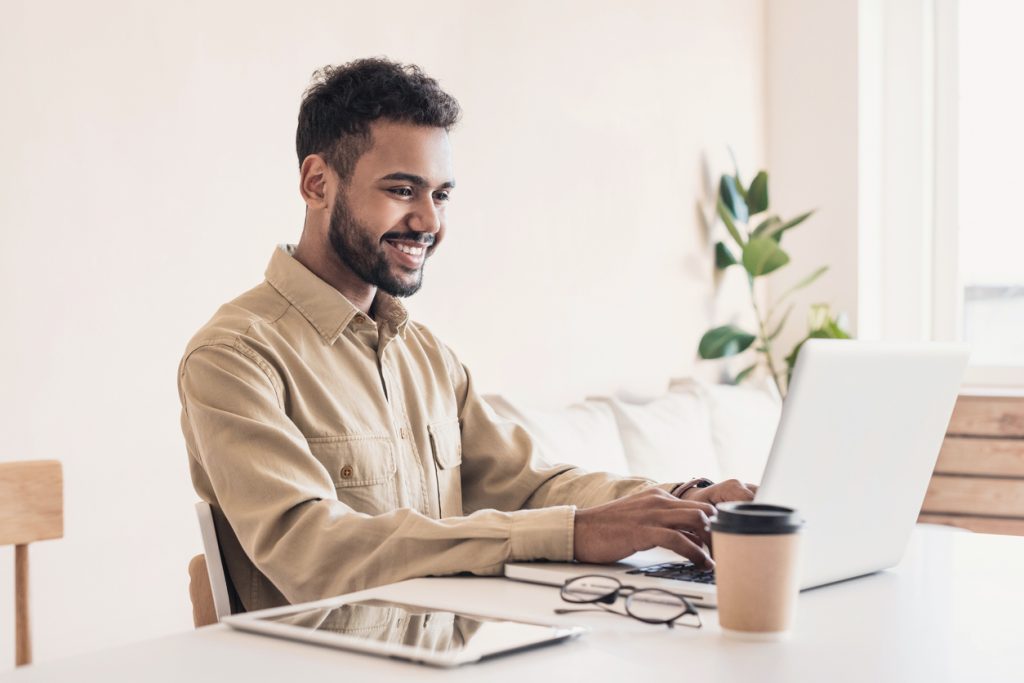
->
<box><xmin>188</xmin><ymin>554</ymin><xmax>218</xmax><ymax>628</ymax></box>
<box><xmin>0</xmin><ymin>460</ymin><xmax>63</xmax><ymax>667</ymax></box>
<box><xmin>194</xmin><ymin>501</ymin><xmax>233</xmax><ymax>622</ymax></box>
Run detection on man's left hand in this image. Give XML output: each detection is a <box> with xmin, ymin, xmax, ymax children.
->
<box><xmin>679</xmin><ymin>479</ymin><xmax>758</xmax><ymax>506</ymax></box>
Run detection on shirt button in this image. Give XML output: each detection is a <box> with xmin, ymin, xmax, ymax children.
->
<box><xmin>340</xmin><ymin>465</ymin><xmax>354</xmax><ymax>478</ymax></box>
<box><xmin>353</xmin><ymin>315</ymin><xmax>366</xmax><ymax>325</ymax></box>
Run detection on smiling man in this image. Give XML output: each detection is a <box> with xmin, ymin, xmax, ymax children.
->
<box><xmin>178</xmin><ymin>58</ymin><xmax>753</xmax><ymax>612</ymax></box>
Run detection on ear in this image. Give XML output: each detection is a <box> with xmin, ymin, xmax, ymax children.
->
<box><xmin>299</xmin><ymin>154</ymin><xmax>332</xmax><ymax>210</ymax></box>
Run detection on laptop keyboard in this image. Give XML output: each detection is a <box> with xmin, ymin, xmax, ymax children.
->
<box><xmin>626</xmin><ymin>562</ymin><xmax>717</xmax><ymax>585</ymax></box>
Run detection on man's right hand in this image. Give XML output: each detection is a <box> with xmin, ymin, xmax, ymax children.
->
<box><xmin>572</xmin><ymin>488</ymin><xmax>716</xmax><ymax>570</ymax></box>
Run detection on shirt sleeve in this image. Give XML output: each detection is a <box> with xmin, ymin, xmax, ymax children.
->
<box><xmin>179</xmin><ymin>341</ymin><xmax>576</xmax><ymax>606</ymax></box>
<box><xmin>439</xmin><ymin>344</ymin><xmax>660</xmax><ymax>515</ymax></box>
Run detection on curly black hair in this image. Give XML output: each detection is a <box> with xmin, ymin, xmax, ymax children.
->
<box><xmin>296</xmin><ymin>57</ymin><xmax>461</xmax><ymax>181</ymax></box>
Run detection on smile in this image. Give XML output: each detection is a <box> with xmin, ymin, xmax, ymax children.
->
<box><xmin>384</xmin><ymin>239</ymin><xmax>428</xmax><ymax>268</ymax></box>
<box><xmin>393</xmin><ymin>243</ymin><xmax>424</xmax><ymax>256</ymax></box>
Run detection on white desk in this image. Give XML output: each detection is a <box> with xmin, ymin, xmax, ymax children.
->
<box><xmin>5</xmin><ymin>526</ymin><xmax>1023</xmax><ymax>682</ymax></box>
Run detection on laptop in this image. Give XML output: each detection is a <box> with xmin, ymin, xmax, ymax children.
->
<box><xmin>504</xmin><ymin>340</ymin><xmax>969</xmax><ymax>607</ymax></box>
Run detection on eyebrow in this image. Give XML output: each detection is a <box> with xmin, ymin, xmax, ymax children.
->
<box><xmin>379</xmin><ymin>172</ymin><xmax>455</xmax><ymax>190</ymax></box>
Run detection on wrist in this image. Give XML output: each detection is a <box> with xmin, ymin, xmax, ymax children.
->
<box><xmin>672</xmin><ymin>477</ymin><xmax>715</xmax><ymax>500</ymax></box>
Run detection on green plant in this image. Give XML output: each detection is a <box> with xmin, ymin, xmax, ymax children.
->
<box><xmin>697</xmin><ymin>160</ymin><xmax>850</xmax><ymax>397</ymax></box>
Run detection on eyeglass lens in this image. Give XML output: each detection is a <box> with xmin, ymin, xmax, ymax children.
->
<box><xmin>561</xmin><ymin>575</ymin><xmax>696</xmax><ymax>625</ymax></box>
<box><xmin>561</xmin><ymin>575</ymin><xmax>622</xmax><ymax>604</ymax></box>
<box><xmin>625</xmin><ymin>589</ymin><xmax>692</xmax><ymax>623</ymax></box>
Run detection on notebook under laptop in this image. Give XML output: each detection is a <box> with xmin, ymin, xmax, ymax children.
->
<box><xmin>504</xmin><ymin>340</ymin><xmax>969</xmax><ymax>607</ymax></box>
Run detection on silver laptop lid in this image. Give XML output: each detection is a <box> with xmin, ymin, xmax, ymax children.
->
<box><xmin>756</xmin><ymin>340</ymin><xmax>968</xmax><ymax>589</ymax></box>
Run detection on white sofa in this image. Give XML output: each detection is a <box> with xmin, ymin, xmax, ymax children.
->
<box><xmin>484</xmin><ymin>378</ymin><xmax>782</xmax><ymax>487</ymax></box>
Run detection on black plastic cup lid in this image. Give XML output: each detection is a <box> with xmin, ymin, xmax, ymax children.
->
<box><xmin>710</xmin><ymin>502</ymin><xmax>804</xmax><ymax>535</ymax></box>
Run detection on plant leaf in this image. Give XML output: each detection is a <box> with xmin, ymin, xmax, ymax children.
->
<box><xmin>698</xmin><ymin>325</ymin><xmax>756</xmax><ymax>359</ymax></box>
<box><xmin>747</xmin><ymin>171</ymin><xmax>769</xmax><ymax>214</ymax></box>
<box><xmin>818</xmin><ymin>318</ymin><xmax>852</xmax><ymax>339</ymax></box>
<box><xmin>785</xmin><ymin>308</ymin><xmax>852</xmax><ymax>382</ymax></box>
<box><xmin>752</xmin><ymin>215</ymin><xmax>782</xmax><ymax>238</ymax></box>
<box><xmin>728</xmin><ymin>146</ymin><xmax>743</xmax><ymax>189</ymax></box>
<box><xmin>716</xmin><ymin>198</ymin><xmax>746</xmax><ymax>246</ymax></box>
<box><xmin>719</xmin><ymin>176</ymin><xmax>749</xmax><ymax>223</ymax></box>
<box><xmin>734</xmin><ymin>174</ymin><xmax>748</xmax><ymax>201</ymax></box>
<box><xmin>784</xmin><ymin>335</ymin><xmax>809</xmax><ymax>379</ymax></box>
<box><xmin>742</xmin><ymin>237</ymin><xmax>790</xmax><ymax>277</ymax></box>
<box><xmin>767</xmin><ymin>303</ymin><xmax>795</xmax><ymax>340</ymax></box>
<box><xmin>715</xmin><ymin>241</ymin><xmax>738</xmax><ymax>269</ymax></box>
<box><xmin>734</xmin><ymin>363</ymin><xmax>758</xmax><ymax>384</ymax></box>
<box><xmin>768</xmin><ymin>210</ymin><xmax>815</xmax><ymax>242</ymax></box>
<box><xmin>776</xmin><ymin>266</ymin><xmax>829</xmax><ymax>304</ymax></box>
<box><xmin>808</xmin><ymin>303</ymin><xmax>830</xmax><ymax>331</ymax></box>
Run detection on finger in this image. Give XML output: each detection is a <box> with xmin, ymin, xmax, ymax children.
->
<box><xmin>734</xmin><ymin>483</ymin><xmax>756</xmax><ymax>501</ymax></box>
<box><xmin>643</xmin><ymin>494</ymin><xmax>715</xmax><ymax>518</ymax></box>
<box><xmin>747</xmin><ymin>483</ymin><xmax>759</xmax><ymax>494</ymax></box>
<box><xmin>653</xmin><ymin>504</ymin><xmax>714</xmax><ymax>526</ymax></box>
<box><xmin>679</xmin><ymin>529</ymin><xmax>710</xmax><ymax>551</ymax></box>
<box><xmin>653</xmin><ymin>509</ymin><xmax>712</xmax><ymax>546</ymax></box>
<box><xmin>664</xmin><ymin>498</ymin><xmax>716</xmax><ymax>517</ymax></box>
<box><xmin>650</xmin><ymin>528</ymin><xmax>714</xmax><ymax>570</ymax></box>
<box><xmin>712</xmin><ymin>482</ymin><xmax>755</xmax><ymax>504</ymax></box>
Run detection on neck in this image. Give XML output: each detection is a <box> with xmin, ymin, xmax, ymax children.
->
<box><xmin>292</xmin><ymin>227</ymin><xmax>377</xmax><ymax>316</ymax></box>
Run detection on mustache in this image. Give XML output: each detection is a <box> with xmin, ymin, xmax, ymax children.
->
<box><xmin>381</xmin><ymin>232</ymin><xmax>435</xmax><ymax>246</ymax></box>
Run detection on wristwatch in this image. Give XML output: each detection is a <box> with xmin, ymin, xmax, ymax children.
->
<box><xmin>671</xmin><ymin>477</ymin><xmax>715</xmax><ymax>499</ymax></box>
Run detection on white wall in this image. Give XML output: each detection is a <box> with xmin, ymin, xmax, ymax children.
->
<box><xmin>764</xmin><ymin>0</ymin><xmax>948</xmax><ymax>359</ymax></box>
<box><xmin>0</xmin><ymin>0</ymin><xmax>765</xmax><ymax>664</ymax></box>
<box><xmin>764</xmin><ymin>0</ymin><xmax>861</xmax><ymax>357</ymax></box>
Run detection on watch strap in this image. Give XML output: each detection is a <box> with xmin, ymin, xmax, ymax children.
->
<box><xmin>671</xmin><ymin>477</ymin><xmax>715</xmax><ymax>499</ymax></box>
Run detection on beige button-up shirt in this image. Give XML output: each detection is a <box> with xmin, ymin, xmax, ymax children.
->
<box><xmin>178</xmin><ymin>245</ymin><xmax>656</xmax><ymax>611</ymax></box>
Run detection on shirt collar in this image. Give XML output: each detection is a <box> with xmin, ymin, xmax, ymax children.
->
<box><xmin>264</xmin><ymin>244</ymin><xmax>410</xmax><ymax>344</ymax></box>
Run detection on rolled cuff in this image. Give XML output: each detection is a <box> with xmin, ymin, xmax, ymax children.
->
<box><xmin>510</xmin><ymin>505</ymin><xmax>576</xmax><ymax>562</ymax></box>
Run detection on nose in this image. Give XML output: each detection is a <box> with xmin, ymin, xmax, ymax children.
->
<box><xmin>409</xmin><ymin>195</ymin><xmax>442</xmax><ymax>236</ymax></box>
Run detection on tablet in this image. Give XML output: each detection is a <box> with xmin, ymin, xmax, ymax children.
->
<box><xmin>222</xmin><ymin>597</ymin><xmax>586</xmax><ymax>668</ymax></box>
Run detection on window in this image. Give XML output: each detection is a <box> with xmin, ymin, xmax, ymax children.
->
<box><xmin>934</xmin><ymin>0</ymin><xmax>1024</xmax><ymax>385</ymax></box>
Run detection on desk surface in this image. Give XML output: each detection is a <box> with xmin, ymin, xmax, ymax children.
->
<box><xmin>5</xmin><ymin>526</ymin><xmax>1023</xmax><ymax>682</ymax></box>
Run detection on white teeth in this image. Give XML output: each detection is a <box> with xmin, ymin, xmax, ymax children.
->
<box><xmin>394</xmin><ymin>243</ymin><xmax>424</xmax><ymax>256</ymax></box>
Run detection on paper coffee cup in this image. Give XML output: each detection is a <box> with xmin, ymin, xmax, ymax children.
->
<box><xmin>710</xmin><ymin>502</ymin><xmax>804</xmax><ymax>641</ymax></box>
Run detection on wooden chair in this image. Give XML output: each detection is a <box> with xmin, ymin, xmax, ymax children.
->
<box><xmin>187</xmin><ymin>555</ymin><xmax>218</xmax><ymax>628</ymax></box>
<box><xmin>0</xmin><ymin>460</ymin><xmax>63</xmax><ymax>667</ymax></box>
<box><xmin>187</xmin><ymin>502</ymin><xmax>239</xmax><ymax>627</ymax></box>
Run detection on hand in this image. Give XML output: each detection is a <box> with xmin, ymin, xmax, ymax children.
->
<box><xmin>573</xmin><ymin>488</ymin><xmax>716</xmax><ymax>570</ymax></box>
<box><xmin>680</xmin><ymin>478</ymin><xmax>758</xmax><ymax>506</ymax></box>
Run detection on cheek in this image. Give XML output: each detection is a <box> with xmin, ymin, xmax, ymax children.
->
<box><xmin>356</xmin><ymin>194</ymin><xmax>405</xmax><ymax>234</ymax></box>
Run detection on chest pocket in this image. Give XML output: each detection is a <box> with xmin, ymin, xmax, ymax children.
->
<box><xmin>428</xmin><ymin>419</ymin><xmax>463</xmax><ymax>519</ymax></box>
<box><xmin>307</xmin><ymin>435</ymin><xmax>398</xmax><ymax>515</ymax></box>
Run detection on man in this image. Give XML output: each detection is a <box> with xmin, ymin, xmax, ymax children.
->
<box><xmin>178</xmin><ymin>58</ymin><xmax>755</xmax><ymax>612</ymax></box>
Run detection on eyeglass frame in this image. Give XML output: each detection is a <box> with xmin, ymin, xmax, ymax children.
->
<box><xmin>554</xmin><ymin>574</ymin><xmax>703</xmax><ymax>628</ymax></box>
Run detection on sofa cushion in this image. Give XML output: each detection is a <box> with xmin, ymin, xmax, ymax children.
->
<box><xmin>482</xmin><ymin>395</ymin><xmax>632</xmax><ymax>476</ymax></box>
<box><xmin>670</xmin><ymin>377</ymin><xmax>781</xmax><ymax>485</ymax></box>
<box><xmin>592</xmin><ymin>392</ymin><xmax>721</xmax><ymax>484</ymax></box>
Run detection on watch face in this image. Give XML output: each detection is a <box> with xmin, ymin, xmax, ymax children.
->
<box><xmin>696</xmin><ymin>479</ymin><xmax>714</xmax><ymax>488</ymax></box>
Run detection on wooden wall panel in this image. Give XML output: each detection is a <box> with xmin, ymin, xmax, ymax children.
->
<box><xmin>920</xmin><ymin>395</ymin><xmax>1024</xmax><ymax>537</ymax></box>
<box><xmin>946</xmin><ymin>396</ymin><xmax>1024</xmax><ymax>437</ymax></box>
<box><xmin>921</xmin><ymin>475</ymin><xmax>1024</xmax><ymax>517</ymax></box>
<box><xmin>934</xmin><ymin>437</ymin><xmax>1024</xmax><ymax>477</ymax></box>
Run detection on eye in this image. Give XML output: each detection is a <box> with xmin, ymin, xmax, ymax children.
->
<box><xmin>388</xmin><ymin>187</ymin><xmax>414</xmax><ymax>198</ymax></box>
<box><xmin>434</xmin><ymin>190</ymin><xmax>451</xmax><ymax>202</ymax></box>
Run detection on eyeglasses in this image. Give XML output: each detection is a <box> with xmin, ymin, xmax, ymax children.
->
<box><xmin>554</xmin><ymin>574</ymin><xmax>703</xmax><ymax>628</ymax></box>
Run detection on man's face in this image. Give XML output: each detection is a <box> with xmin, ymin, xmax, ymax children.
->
<box><xmin>328</xmin><ymin>120</ymin><xmax>454</xmax><ymax>298</ymax></box>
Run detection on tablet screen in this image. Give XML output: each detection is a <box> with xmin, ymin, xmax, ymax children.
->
<box><xmin>242</xmin><ymin>598</ymin><xmax>579</xmax><ymax>665</ymax></box>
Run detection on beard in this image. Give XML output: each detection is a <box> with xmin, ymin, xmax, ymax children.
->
<box><xmin>327</xmin><ymin>192</ymin><xmax>431</xmax><ymax>298</ymax></box>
